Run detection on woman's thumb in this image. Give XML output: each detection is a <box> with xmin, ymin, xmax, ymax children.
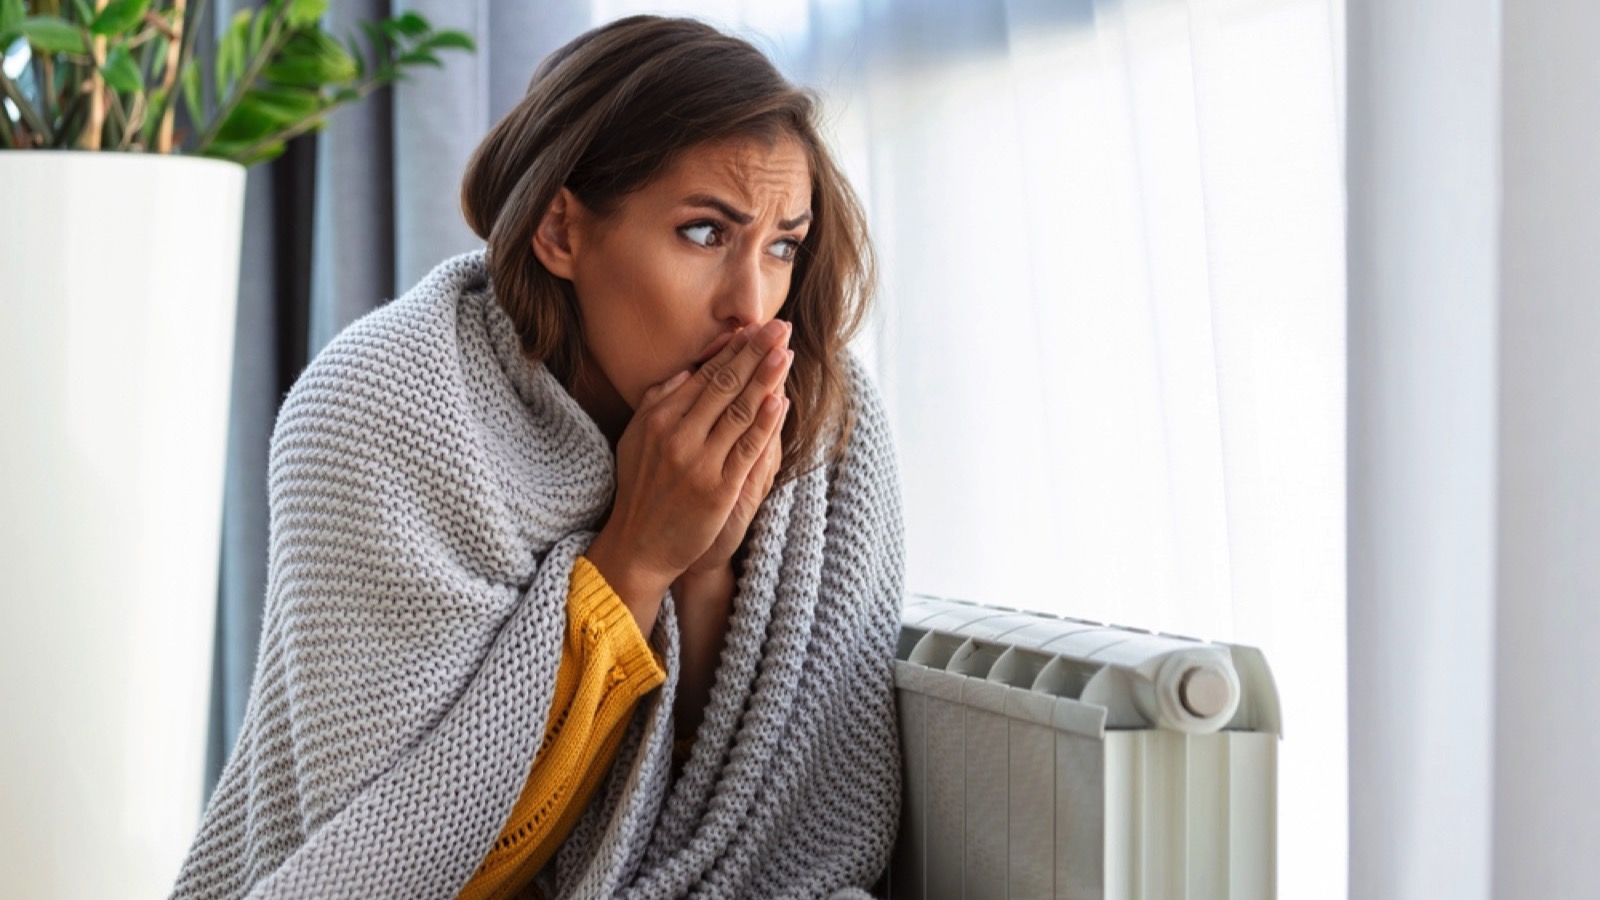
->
<box><xmin>640</xmin><ymin>369</ymin><xmax>691</xmax><ymax>408</ymax></box>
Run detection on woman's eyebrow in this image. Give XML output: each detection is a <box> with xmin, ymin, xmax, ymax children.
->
<box><xmin>682</xmin><ymin>193</ymin><xmax>812</xmax><ymax>230</ymax></box>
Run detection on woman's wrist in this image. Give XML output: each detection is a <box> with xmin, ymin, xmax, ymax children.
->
<box><xmin>671</xmin><ymin>558</ymin><xmax>737</xmax><ymax>740</ymax></box>
<box><xmin>674</xmin><ymin>558</ymin><xmax>736</xmax><ymax>602</ymax></box>
<box><xmin>585</xmin><ymin>527</ymin><xmax>675</xmax><ymax>638</ymax></box>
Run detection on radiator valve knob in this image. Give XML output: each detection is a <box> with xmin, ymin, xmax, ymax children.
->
<box><xmin>1179</xmin><ymin>666</ymin><xmax>1233</xmax><ymax>719</ymax></box>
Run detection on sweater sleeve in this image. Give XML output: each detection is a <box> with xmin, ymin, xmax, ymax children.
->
<box><xmin>455</xmin><ymin>556</ymin><xmax>666</xmax><ymax>900</ymax></box>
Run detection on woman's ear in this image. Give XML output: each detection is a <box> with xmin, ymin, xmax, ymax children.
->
<box><xmin>531</xmin><ymin>186</ymin><xmax>583</xmax><ymax>280</ymax></box>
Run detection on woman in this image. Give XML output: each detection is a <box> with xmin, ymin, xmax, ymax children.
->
<box><xmin>172</xmin><ymin>15</ymin><xmax>904</xmax><ymax>900</ymax></box>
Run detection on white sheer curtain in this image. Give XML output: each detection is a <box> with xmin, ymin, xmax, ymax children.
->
<box><xmin>603</xmin><ymin>2</ymin><xmax>1346</xmax><ymax>897</ymax></box>
<box><xmin>1350</xmin><ymin>3</ymin><xmax>1600</xmax><ymax>898</ymax></box>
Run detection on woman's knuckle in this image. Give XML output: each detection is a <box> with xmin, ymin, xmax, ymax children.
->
<box><xmin>710</xmin><ymin>364</ymin><xmax>743</xmax><ymax>395</ymax></box>
<box><xmin>691</xmin><ymin>467</ymin><xmax>723</xmax><ymax>496</ymax></box>
<box><xmin>644</xmin><ymin>422</ymin><xmax>673</xmax><ymax>450</ymax></box>
<box><xmin>647</xmin><ymin>405</ymin><xmax>678</xmax><ymax>431</ymax></box>
<box><xmin>737</xmin><ymin>431</ymin><xmax>764</xmax><ymax>459</ymax></box>
<box><xmin>724</xmin><ymin>396</ymin><xmax>756</xmax><ymax>427</ymax></box>
<box><xmin>661</xmin><ymin>433</ymin><xmax>693</xmax><ymax>464</ymax></box>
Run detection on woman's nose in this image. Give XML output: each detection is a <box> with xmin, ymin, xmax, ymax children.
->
<box><xmin>713</xmin><ymin>251</ymin><xmax>769</xmax><ymax>328</ymax></box>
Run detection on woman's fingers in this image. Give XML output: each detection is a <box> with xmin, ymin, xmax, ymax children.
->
<box><xmin>760</xmin><ymin>407</ymin><xmax>784</xmax><ymax>494</ymax></box>
<box><xmin>738</xmin><ymin>405</ymin><xmax>785</xmax><ymax>505</ymax></box>
<box><xmin>727</xmin><ymin>401</ymin><xmax>786</xmax><ymax>526</ymax></box>
<box><xmin>678</xmin><ymin>403</ymin><xmax>786</xmax><ymax>579</ymax></box>
<box><xmin>638</xmin><ymin>368</ymin><xmax>692</xmax><ymax>411</ymax></box>
<box><xmin>738</xmin><ymin>408</ymin><xmax>783</xmax><ymax>512</ymax></box>
<box><xmin>706</xmin><ymin>346</ymin><xmax>790</xmax><ymax>457</ymax></box>
<box><xmin>650</xmin><ymin>328</ymin><xmax>749</xmax><ymax>419</ymax></box>
<box><xmin>723</xmin><ymin>390</ymin><xmax>786</xmax><ymax>484</ymax></box>
<box><xmin>600</xmin><ymin>320</ymin><xmax>787</xmax><ymax>585</ymax></box>
<box><xmin>680</xmin><ymin>319</ymin><xmax>790</xmax><ymax>436</ymax></box>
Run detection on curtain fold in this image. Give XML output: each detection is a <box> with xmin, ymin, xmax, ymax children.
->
<box><xmin>1351</xmin><ymin>2</ymin><xmax>1600</xmax><ymax>896</ymax></box>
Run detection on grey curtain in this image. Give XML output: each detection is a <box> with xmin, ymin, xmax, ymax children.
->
<box><xmin>204</xmin><ymin>0</ymin><xmax>592</xmax><ymax>795</ymax></box>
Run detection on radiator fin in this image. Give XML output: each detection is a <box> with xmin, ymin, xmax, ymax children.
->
<box><xmin>889</xmin><ymin>596</ymin><xmax>1279</xmax><ymax>899</ymax></box>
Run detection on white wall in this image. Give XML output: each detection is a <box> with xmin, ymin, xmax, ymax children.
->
<box><xmin>1494</xmin><ymin>3</ymin><xmax>1600</xmax><ymax>895</ymax></box>
<box><xmin>1346</xmin><ymin>1</ymin><xmax>1499</xmax><ymax>897</ymax></box>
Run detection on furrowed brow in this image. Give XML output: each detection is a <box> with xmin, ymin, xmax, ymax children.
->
<box><xmin>683</xmin><ymin>194</ymin><xmax>753</xmax><ymax>226</ymax></box>
<box><xmin>683</xmin><ymin>194</ymin><xmax>812</xmax><ymax>231</ymax></box>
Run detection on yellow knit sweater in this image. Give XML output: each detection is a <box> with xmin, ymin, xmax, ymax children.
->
<box><xmin>455</xmin><ymin>556</ymin><xmax>667</xmax><ymax>900</ymax></box>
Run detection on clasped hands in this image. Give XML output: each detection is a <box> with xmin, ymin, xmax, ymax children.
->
<box><xmin>585</xmin><ymin>318</ymin><xmax>792</xmax><ymax>634</ymax></box>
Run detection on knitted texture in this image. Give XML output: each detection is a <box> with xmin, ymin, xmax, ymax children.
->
<box><xmin>171</xmin><ymin>251</ymin><xmax>905</xmax><ymax>899</ymax></box>
<box><xmin>457</xmin><ymin>557</ymin><xmax>668</xmax><ymax>900</ymax></box>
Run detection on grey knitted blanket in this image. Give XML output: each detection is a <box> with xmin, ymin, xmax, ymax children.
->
<box><xmin>171</xmin><ymin>251</ymin><xmax>904</xmax><ymax>899</ymax></box>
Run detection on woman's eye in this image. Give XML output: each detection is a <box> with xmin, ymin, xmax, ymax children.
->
<box><xmin>680</xmin><ymin>223</ymin><xmax>721</xmax><ymax>247</ymax></box>
<box><xmin>768</xmin><ymin>238</ymin><xmax>801</xmax><ymax>263</ymax></box>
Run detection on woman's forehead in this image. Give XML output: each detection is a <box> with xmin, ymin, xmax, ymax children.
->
<box><xmin>653</xmin><ymin>135</ymin><xmax>812</xmax><ymax>219</ymax></box>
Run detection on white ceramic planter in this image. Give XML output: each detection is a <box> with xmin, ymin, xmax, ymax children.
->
<box><xmin>0</xmin><ymin>152</ymin><xmax>245</xmax><ymax>899</ymax></box>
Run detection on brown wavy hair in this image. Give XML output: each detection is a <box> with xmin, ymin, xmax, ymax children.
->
<box><xmin>460</xmin><ymin>16</ymin><xmax>874</xmax><ymax>483</ymax></box>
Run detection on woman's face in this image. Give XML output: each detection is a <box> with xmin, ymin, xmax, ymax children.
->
<box><xmin>543</xmin><ymin>134</ymin><xmax>812</xmax><ymax>417</ymax></box>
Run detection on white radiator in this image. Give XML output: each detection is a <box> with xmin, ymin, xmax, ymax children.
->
<box><xmin>888</xmin><ymin>596</ymin><xmax>1281</xmax><ymax>900</ymax></box>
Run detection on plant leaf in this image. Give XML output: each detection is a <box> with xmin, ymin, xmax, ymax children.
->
<box><xmin>19</xmin><ymin>16</ymin><xmax>86</xmax><ymax>53</ymax></box>
<box><xmin>242</xmin><ymin>84</ymin><xmax>320</xmax><ymax>123</ymax></box>
<box><xmin>358</xmin><ymin>20</ymin><xmax>390</xmax><ymax>65</ymax></box>
<box><xmin>342</xmin><ymin>34</ymin><xmax>365</xmax><ymax>79</ymax></box>
<box><xmin>212</xmin><ymin>97</ymin><xmax>275</xmax><ymax>143</ymax></box>
<box><xmin>214</xmin><ymin>84</ymin><xmax>329</xmax><ymax>146</ymax></box>
<box><xmin>285</xmin><ymin>0</ymin><xmax>326</xmax><ymax>29</ymax></box>
<box><xmin>389</xmin><ymin>11</ymin><xmax>429</xmax><ymax>37</ymax></box>
<box><xmin>91</xmin><ymin>0</ymin><xmax>150</xmax><ymax>37</ymax></box>
<box><xmin>71</xmin><ymin>0</ymin><xmax>94</xmax><ymax>27</ymax></box>
<box><xmin>420</xmin><ymin>31</ymin><xmax>475</xmax><ymax>52</ymax></box>
<box><xmin>206</xmin><ymin>135</ymin><xmax>286</xmax><ymax>166</ymax></box>
<box><xmin>248</xmin><ymin>7</ymin><xmax>269</xmax><ymax>56</ymax></box>
<box><xmin>214</xmin><ymin>8</ymin><xmax>251</xmax><ymax>97</ymax></box>
<box><xmin>395</xmin><ymin>49</ymin><xmax>440</xmax><ymax>68</ymax></box>
<box><xmin>259</xmin><ymin>57</ymin><xmax>320</xmax><ymax>86</ymax></box>
<box><xmin>263</xmin><ymin>29</ymin><xmax>355</xmax><ymax>85</ymax></box>
<box><xmin>180</xmin><ymin>56</ymin><xmax>202</xmax><ymax>127</ymax></box>
<box><xmin>239</xmin><ymin>140</ymin><xmax>287</xmax><ymax>166</ymax></box>
<box><xmin>147</xmin><ymin>33</ymin><xmax>168</xmax><ymax>81</ymax></box>
<box><xmin>100</xmin><ymin>44</ymin><xmax>141</xmax><ymax>91</ymax></box>
<box><xmin>0</xmin><ymin>0</ymin><xmax>25</xmax><ymax>41</ymax></box>
<box><xmin>204</xmin><ymin>138</ymin><xmax>245</xmax><ymax>157</ymax></box>
<box><xmin>307</xmin><ymin>28</ymin><xmax>358</xmax><ymax>78</ymax></box>
<box><xmin>140</xmin><ymin>82</ymin><xmax>166</xmax><ymax>143</ymax></box>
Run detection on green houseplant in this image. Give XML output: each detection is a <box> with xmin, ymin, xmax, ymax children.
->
<box><xmin>0</xmin><ymin>0</ymin><xmax>473</xmax><ymax>162</ymax></box>
<box><xmin>0</xmin><ymin>5</ymin><xmax>474</xmax><ymax>899</ymax></box>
